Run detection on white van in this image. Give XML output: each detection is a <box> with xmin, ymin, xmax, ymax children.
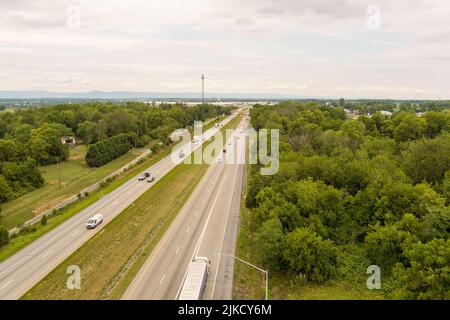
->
<box><xmin>86</xmin><ymin>214</ymin><xmax>103</xmax><ymax>229</ymax></box>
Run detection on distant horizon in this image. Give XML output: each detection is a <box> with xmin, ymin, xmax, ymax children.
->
<box><xmin>0</xmin><ymin>90</ymin><xmax>448</xmax><ymax>101</ymax></box>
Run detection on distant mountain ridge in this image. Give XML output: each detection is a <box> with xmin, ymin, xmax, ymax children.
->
<box><xmin>0</xmin><ymin>90</ymin><xmax>305</xmax><ymax>100</ymax></box>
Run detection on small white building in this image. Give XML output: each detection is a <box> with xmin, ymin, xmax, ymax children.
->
<box><xmin>61</xmin><ymin>136</ymin><xmax>76</xmax><ymax>146</ymax></box>
<box><xmin>380</xmin><ymin>110</ymin><xmax>393</xmax><ymax>117</ymax></box>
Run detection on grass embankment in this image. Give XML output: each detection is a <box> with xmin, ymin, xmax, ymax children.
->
<box><xmin>233</xmin><ymin>163</ymin><xmax>383</xmax><ymax>300</ymax></box>
<box><xmin>1</xmin><ymin>145</ymin><xmax>149</xmax><ymax>229</ymax></box>
<box><xmin>23</xmin><ymin>113</ymin><xmax>243</xmax><ymax>300</ymax></box>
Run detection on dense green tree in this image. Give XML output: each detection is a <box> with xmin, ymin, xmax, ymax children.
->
<box><xmin>402</xmin><ymin>134</ymin><xmax>450</xmax><ymax>184</ymax></box>
<box><xmin>391</xmin><ymin>239</ymin><xmax>450</xmax><ymax>299</ymax></box>
<box><xmin>393</xmin><ymin>114</ymin><xmax>426</xmax><ymax>142</ymax></box>
<box><xmin>341</xmin><ymin>120</ymin><xmax>365</xmax><ymax>151</ymax></box>
<box><xmin>0</xmin><ymin>140</ymin><xmax>18</xmax><ymax>162</ymax></box>
<box><xmin>0</xmin><ymin>175</ymin><xmax>13</xmax><ymax>202</ymax></box>
<box><xmin>365</xmin><ymin>224</ymin><xmax>414</xmax><ymax>273</ymax></box>
<box><xmin>0</xmin><ymin>225</ymin><xmax>9</xmax><ymax>247</ymax></box>
<box><xmin>419</xmin><ymin>206</ymin><xmax>450</xmax><ymax>241</ymax></box>
<box><xmin>105</xmin><ymin>110</ymin><xmax>139</xmax><ymax>136</ymax></box>
<box><xmin>423</xmin><ymin>111</ymin><xmax>450</xmax><ymax>138</ymax></box>
<box><xmin>255</xmin><ymin>218</ymin><xmax>285</xmax><ymax>270</ymax></box>
<box><xmin>442</xmin><ymin>171</ymin><xmax>450</xmax><ymax>204</ymax></box>
<box><xmin>282</xmin><ymin>228</ymin><xmax>338</xmax><ymax>283</ymax></box>
<box><xmin>77</xmin><ymin>121</ymin><xmax>96</xmax><ymax>144</ymax></box>
<box><xmin>86</xmin><ymin>133</ymin><xmax>133</xmax><ymax>167</ymax></box>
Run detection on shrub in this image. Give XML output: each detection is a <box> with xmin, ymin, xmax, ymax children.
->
<box><xmin>86</xmin><ymin>133</ymin><xmax>133</xmax><ymax>167</ymax></box>
<box><xmin>282</xmin><ymin>228</ymin><xmax>338</xmax><ymax>283</ymax></box>
<box><xmin>0</xmin><ymin>225</ymin><xmax>9</xmax><ymax>247</ymax></box>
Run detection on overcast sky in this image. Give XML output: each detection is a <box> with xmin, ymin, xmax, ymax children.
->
<box><xmin>0</xmin><ymin>0</ymin><xmax>449</xmax><ymax>99</ymax></box>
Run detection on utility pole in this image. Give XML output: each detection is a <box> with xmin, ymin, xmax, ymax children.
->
<box><xmin>201</xmin><ymin>74</ymin><xmax>205</xmax><ymax>104</ymax></box>
<box><xmin>57</xmin><ymin>156</ymin><xmax>61</xmax><ymax>190</ymax></box>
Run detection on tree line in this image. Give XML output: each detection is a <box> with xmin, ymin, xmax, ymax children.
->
<box><xmin>85</xmin><ymin>134</ymin><xmax>133</xmax><ymax>167</ymax></box>
<box><xmin>247</xmin><ymin>101</ymin><xmax>450</xmax><ymax>299</ymax></box>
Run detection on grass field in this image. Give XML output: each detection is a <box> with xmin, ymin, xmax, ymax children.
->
<box><xmin>23</xmin><ymin>113</ymin><xmax>243</xmax><ymax>300</ymax></box>
<box><xmin>0</xmin><ymin>145</ymin><xmax>148</xmax><ymax>230</ymax></box>
<box><xmin>233</xmin><ymin>167</ymin><xmax>384</xmax><ymax>300</ymax></box>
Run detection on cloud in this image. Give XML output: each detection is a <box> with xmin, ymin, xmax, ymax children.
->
<box><xmin>0</xmin><ymin>0</ymin><xmax>448</xmax><ymax>99</ymax></box>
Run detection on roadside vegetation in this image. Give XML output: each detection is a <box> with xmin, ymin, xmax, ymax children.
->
<box><xmin>22</xmin><ymin>113</ymin><xmax>243</xmax><ymax>299</ymax></box>
<box><xmin>235</xmin><ymin>101</ymin><xmax>449</xmax><ymax>300</ymax></box>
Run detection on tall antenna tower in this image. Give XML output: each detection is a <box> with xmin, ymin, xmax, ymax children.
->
<box><xmin>201</xmin><ymin>74</ymin><xmax>205</xmax><ymax>104</ymax></box>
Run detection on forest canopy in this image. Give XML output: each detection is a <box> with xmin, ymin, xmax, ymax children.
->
<box><xmin>247</xmin><ymin>101</ymin><xmax>450</xmax><ymax>299</ymax></box>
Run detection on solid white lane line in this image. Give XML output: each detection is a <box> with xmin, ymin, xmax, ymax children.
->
<box><xmin>0</xmin><ymin>281</ymin><xmax>11</xmax><ymax>291</ymax></box>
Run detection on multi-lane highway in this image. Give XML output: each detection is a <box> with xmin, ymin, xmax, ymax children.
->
<box><xmin>0</xmin><ymin>113</ymin><xmax>238</xmax><ymax>300</ymax></box>
<box><xmin>123</xmin><ymin>116</ymin><xmax>248</xmax><ymax>300</ymax></box>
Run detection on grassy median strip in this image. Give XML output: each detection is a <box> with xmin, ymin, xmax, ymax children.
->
<box><xmin>22</xmin><ymin>113</ymin><xmax>243</xmax><ymax>300</ymax></box>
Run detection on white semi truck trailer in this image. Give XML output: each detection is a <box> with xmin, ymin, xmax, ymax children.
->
<box><xmin>178</xmin><ymin>257</ymin><xmax>210</xmax><ymax>300</ymax></box>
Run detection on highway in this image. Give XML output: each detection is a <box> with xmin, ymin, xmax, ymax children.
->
<box><xmin>0</xmin><ymin>113</ymin><xmax>238</xmax><ymax>300</ymax></box>
<box><xmin>122</xmin><ymin>115</ymin><xmax>248</xmax><ymax>300</ymax></box>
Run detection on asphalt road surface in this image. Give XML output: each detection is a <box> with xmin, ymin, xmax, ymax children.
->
<box><xmin>122</xmin><ymin>116</ymin><xmax>248</xmax><ymax>300</ymax></box>
<box><xmin>0</xmin><ymin>113</ymin><xmax>238</xmax><ymax>300</ymax></box>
